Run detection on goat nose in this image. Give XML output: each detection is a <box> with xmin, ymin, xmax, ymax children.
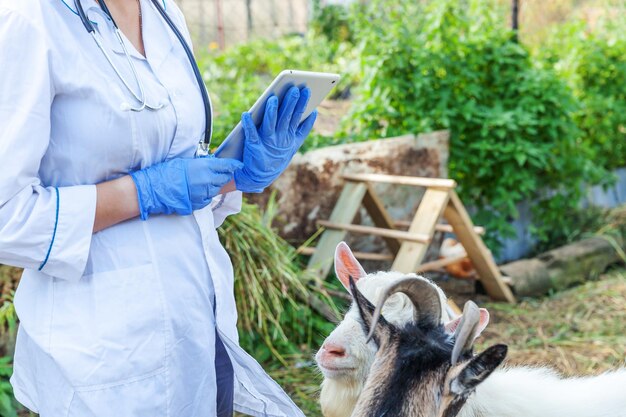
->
<box><xmin>323</xmin><ymin>342</ymin><xmax>346</xmax><ymax>357</ymax></box>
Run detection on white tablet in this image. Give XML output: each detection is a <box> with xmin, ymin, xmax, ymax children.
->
<box><xmin>213</xmin><ymin>70</ymin><xmax>341</xmax><ymax>160</ymax></box>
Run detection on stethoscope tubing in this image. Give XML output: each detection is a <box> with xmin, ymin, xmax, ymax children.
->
<box><xmin>73</xmin><ymin>0</ymin><xmax>212</xmax><ymax>150</ymax></box>
<box><xmin>150</xmin><ymin>0</ymin><xmax>213</xmax><ymax>150</ymax></box>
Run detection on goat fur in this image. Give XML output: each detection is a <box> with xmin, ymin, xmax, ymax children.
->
<box><xmin>317</xmin><ymin>271</ymin><xmax>451</xmax><ymax>417</ymax></box>
<box><xmin>351</xmin><ymin>279</ymin><xmax>626</xmax><ymax>417</ymax></box>
<box><xmin>460</xmin><ymin>367</ymin><xmax>626</xmax><ymax>417</ymax></box>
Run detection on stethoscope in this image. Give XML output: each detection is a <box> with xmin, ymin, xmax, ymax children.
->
<box><xmin>74</xmin><ymin>0</ymin><xmax>213</xmax><ymax>156</ymax></box>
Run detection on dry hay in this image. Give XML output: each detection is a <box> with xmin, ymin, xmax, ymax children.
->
<box><xmin>477</xmin><ymin>269</ymin><xmax>626</xmax><ymax>376</ymax></box>
<box><xmin>0</xmin><ymin>265</ymin><xmax>20</xmax><ymax>302</ymax></box>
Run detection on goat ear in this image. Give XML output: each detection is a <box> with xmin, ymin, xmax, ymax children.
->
<box><xmin>349</xmin><ymin>276</ymin><xmax>392</xmax><ymax>347</ymax></box>
<box><xmin>450</xmin><ymin>344</ymin><xmax>507</xmax><ymax>396</ymax></box>
<box><xmin>445</xmin><ymin>308</ymin><xmax>489</xmax><ymax>339</ymax></box>
<box><xmin>335</xmin><ymin>242</ymin><xmax>367</xmax><ymax>291</ymax></box>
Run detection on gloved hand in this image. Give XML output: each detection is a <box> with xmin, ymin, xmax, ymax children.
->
<box><xmin>234</xmin><ymin>86</ymin><xmax>317</xmax><ymax>193</ymax></box>
<box><xmin>131</xmin><ymin>157</ymin><xmax>243</xmax><ymax>220</ymax></box>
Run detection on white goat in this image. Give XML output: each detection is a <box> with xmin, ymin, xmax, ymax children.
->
<box><xmin>315</xmin><ymin>242</ymin><xmax>474</xmax><ymax>417</ymax></box>
<box><xmin>350</xmin><ymin>276</ymin><xmax>626</xmax><ymax>417</ymax></box>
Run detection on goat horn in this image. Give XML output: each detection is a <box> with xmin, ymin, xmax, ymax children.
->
<box><xmin>451</xmin><ymin>301</ymin><xmax>481</xmax><ymax>365</ymax></box>
<box><xmin>366</xmin><ymin>277</ymin><xmax>442</xmax><ymax>342</ymax></box>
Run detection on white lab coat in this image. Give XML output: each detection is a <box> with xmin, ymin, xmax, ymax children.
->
<box><xmin>0</xmin><ymin>1</ymin><xmax>305</xmax><ymax>416</ymax></box>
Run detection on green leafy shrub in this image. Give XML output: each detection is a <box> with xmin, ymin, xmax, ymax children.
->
<box><xmin>311</xmin><ymin>4</ymin><xmax>355</xmax><ymax>44</ymax></box>
<box><xmin>0</xmin><ymin>356</ymin><xmax>17</xmax><ymax>417</ymax></box>
<box><xmin>540</xmin><ymin>21</ymin><xmax>626</xmax><ymax>172</ymax></box>
<box><xmin>0</xmin><ymin>272</ymin><xmax>21</xmax><ymax>417</ymax></box>
<box><xmin>341</xmin><ymin>0</ymin><xmax>595</xmax><ymax>250</ymax></box>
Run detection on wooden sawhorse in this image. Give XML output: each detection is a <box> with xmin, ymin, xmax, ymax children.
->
<box><xmin>299</xmin><ymin>173</ymin><xmax>516</xmax><ymax>308</ymax></box>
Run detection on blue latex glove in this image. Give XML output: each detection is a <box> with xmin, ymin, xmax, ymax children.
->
<box><xmin>131</xmin><ymin>157</ymin><xmax>243</xmax><ymax>220</ymax></box>
<box><xmin>234</xmin><ymin>86</ymin><xmax>318</xmax><ymax>193</ymax></box>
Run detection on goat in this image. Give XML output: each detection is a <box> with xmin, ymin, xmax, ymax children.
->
<box><xmin>350</xmin><ymin>276</ymin><xmax>626</xmax><ymax>417</ymax></box>
<box><xmin>315</xmin><ymin>242</ymin><xmax>484</xmax><ymax>417</ymax></box>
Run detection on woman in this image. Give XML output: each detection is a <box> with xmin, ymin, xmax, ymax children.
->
<box><xmin>0</xmin><ymin>0</ymin><xmax>315</xmax><ymax>415</ymax></box>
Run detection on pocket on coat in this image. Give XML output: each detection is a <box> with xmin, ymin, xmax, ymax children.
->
<box><xmin>67</xmin><ymin>368</ymin><xmax>167</xmax><ymax>417</ymax></box>
<box><xmin>50</xmin><ymin>264</ymin><xmax>167</xmax><ymax>387</ymax></box>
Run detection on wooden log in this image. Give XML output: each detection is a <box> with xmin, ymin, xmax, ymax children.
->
<box><xmin>500</xmin><ymin>236</ymin><xmax>624</xmax><ymax>297</ymax></box>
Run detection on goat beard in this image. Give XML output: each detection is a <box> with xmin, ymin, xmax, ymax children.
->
<box><xmin>320</xmin><ymin>376</ymin><xmax>365</xmax><ymax>417</ymax></box>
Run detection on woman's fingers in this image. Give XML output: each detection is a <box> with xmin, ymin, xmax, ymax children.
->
<box><xmin>206</xmin><ymin>172</ymin><xmax>235</xmax><ymax>199</ymax></box>
<box><xmin>260</xmin><ymin>96</ymin><xmax>278</xmax><ymax>138</ymax></box>
<box><xmin>191</xmin><ymin>157</ymin><xmax>243</xmax><ymax>176</ymax></box>
<box><xmin>276</xmin><ymin>86</ymin><xmax>300</xmax><ymax>145</ymax></box>
<box><xmin>242</xmin><ymin>112</ymin><xmax>260</xmax><ymax>143</ymax></box>
<box><xmin>210</xmin><ymin>172</ymin><xmax>235</xmax><ymax>186</ymax></box>
<box><xmin>289</xmin><ymin>87</ymin><xmax>311</xmax><ymax>133</ymax></box>
<box><xmin>296</xmin><ymin>110</ymin><xmax>317</xmax><ymax>144</ymax></box>
<box><xmin>206</xmin><ymin>157</ymin><xmax>244</xmax><ymax>173</ymax></box>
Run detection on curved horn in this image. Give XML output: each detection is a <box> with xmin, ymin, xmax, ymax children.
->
<box><xmin>451</xmin><ymin>301</ymin><xmax>481</xmax><ymax>365</ymax></box>
<box><xmin>366</xmin><ymin>277</ymin><xmax>442</xmax><ymax>342</ymax></box>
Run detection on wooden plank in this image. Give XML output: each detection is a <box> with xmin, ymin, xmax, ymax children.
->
<box><xmin>415</xmin><ymin>254</ymin><xmax>468</xmax><ymax>273</ymax></box>
<box><xmin>362</xmin><ymin>184</ymin><xmax>401</xmax><ymax>255</ymax></box>
<box><xmin>443</xmin><ymin>191</ymin><xmax>516</xmax><ymax>303</ymax></box>
<box><xmin>391</xmin><ymin>189</ymin><xmax>451</xmax><ymax>273</ymax></box>
<box><xmin>307</xmin><ymin>182</ymin><xmax>368</xmax><ymax>278</ymax></box>
<box><xmin>317</xmin><ymin>221</ymin><xmax>431</xmax><ymax>244</ymax></box>
<box><xmin>342</xmin><ymin>173</ymin><xmax>457</xmax><ymax>189</ymax></box>
<box><xmin>298</xmin><ymin>246</ymin><xmax>394</xmax><ymax>261</ymax></box>
<box><xmin>394</xmin><ymin>220</ymin><xmax>485</xmax><ymax>235</ymax></box>
<box><xmin>435</xmin><ymin>224</ymin><xmax>486</xmax><ymax>235</ymax></box>
<box><xmin>393</xmin><ymin>220</ymin><xmax>413</xmax><ymax>228</ymax></box>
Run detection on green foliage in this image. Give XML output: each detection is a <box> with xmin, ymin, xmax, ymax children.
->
<box><xmin>531</xmin><ymin>205</ymin><xmax>609</xmax><ymax>254</ymax></box>
<box><xmin>194</xmin><ymin>0</ymin><xmax>625</xmax><ymax>253</ymax></box>
<box><xmin>0</xmin><ymin>356</ymin><xmax>17</xmax><ymax>417</ymax></box>
<box><xmin>540</xmin><ymin>20</ymin><xmax>626</xmax><ymax>171</ymax></box>
<box><xmin>311</xmin><ymin>5</ymin><xmax>355</xmax><ymax>44</ymax></box>
<box><xmin>218</xmin><ymin>195</ymin><xmax>338</xmax><ymax>366</ymax></box>
<box><xmin>341</xmin><ymin>0</ymin><xmax>595</xmax><ymax>250</ymax></box>
<box><xmin>0</xmin><ymin>297</ymin><xmax>17</xmax><ymax>342</ymax></box>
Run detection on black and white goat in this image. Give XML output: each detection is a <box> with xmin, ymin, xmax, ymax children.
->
<box><xmin>349</xmin><ymin>276</ymin><xmax>626</xmax><ymax>417</ymax></box>
<box><xmin>315</xmin><ymin>243</ymin><xmax>465</xmax><ymax>417</ymax></box>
